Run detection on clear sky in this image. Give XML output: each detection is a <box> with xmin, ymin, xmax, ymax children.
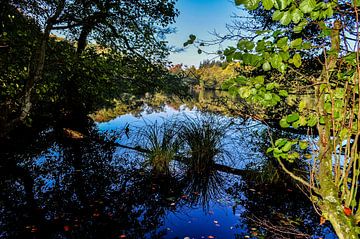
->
<box><xmin>166</xmin><ymin>0</ymin><xmax>239</xmax><ymax>67</ymax></box>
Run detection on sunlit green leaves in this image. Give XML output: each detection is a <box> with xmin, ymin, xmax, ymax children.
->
<box><xmin>237</xmin><ymin>39</ymin><xmax>255</xmax><ymax>50</ymax></box>
<box><xmin>272</xmin><ymin>10</ymin><xmax>284</xmax><ymax>21</ymax></box>
<box><xmin>299</xmin><ymin>0</ymin><xmax>316</xmax><ymax>13</ymax></box>
<box><xmin>262</xmin><ymin>61</ymin><xmax>271</xmax><ymax>71</ymax></box>
<box><xmin>290</xmin><ymin>38</ymin><xmax>302</xmax><ymax>48</ymax></box>
<box><xmin>280</xmin><ymin>118</ymin><xmax>290</xmax><ymax>128</ymax></box>
<box><xmin>307</xmin><ymin>115</ymin><xmax>317</xmax><ymax>127</ymax></box>
<box><xmin>273</xmin><ymin>0</ymin><xmax>288</xmax><ymax>10</ymax></box>
<box><xmin>287</xmin><ymin>113</ymin><xmax>300</xmax><ymax>123</ymax></box>
<box><xmin>280</xmin><ymin>11</ymin><xmax>292</xmax><ymax>25</ymax></box>
<box><xmin>293</xmin><ymin>20</ymin><xmax>308</xmax><ymax>33</ymax></box>
<box><xmin>291</xmin><ymin>8</ymin><xmax>303</xmax><ymax>23</ymax></box>
<box><xmin>279</xmin><ymin>90</ymin><xmax>288</xmax><ymax>97</ymax></box>
<box><xmin>263</xmin><ymin>0</ymin><xmax>274</xmax><ymax>9</ymax></box>
<box><xmin>292</xmin><ymin>53</ymin><xmax>302</xmax><ymax>67</ymax></box>
<box><xmin>239</xmin><ymin>86</ymin><xmax>252</xmax><ymax>98</ymax></box>
<box><xmin>246</xmin><ymin>0</ymin><xmax>261</xmax><ymax>9</ymax></box>
<box><xmin>270</xmin><ymin>138</ymin><xmax>300</xmax><ymax>162</ymax></box>
<box><xmin>299</xmin><ymin>141</ymin><xmax>308</xmax><ymax>150</ymax></box>
<box><xmin>276</xmin><ymin>37</ymin><xmax>288</xmax><ymax>50</ymax></box>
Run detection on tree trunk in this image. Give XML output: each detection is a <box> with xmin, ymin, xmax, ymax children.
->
<box><xmin>315</xmin><ymin>20</ymin><xmax>359</xmax><ymax>239</ymax></box>
<box><xmin>18</xmin><ymin>1</ymin><xmax>65</xmax><ymax>124</ymax></box>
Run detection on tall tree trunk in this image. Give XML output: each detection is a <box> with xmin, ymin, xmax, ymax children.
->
<box><xmin>316</xmin><ymin>20</ymin><xmax>359</xmax><ymax>239</ymax></box>
<box><xmin>1</xmin><ymin>2</ymin><xmax>64</xmax><ymax>138</ymax></box>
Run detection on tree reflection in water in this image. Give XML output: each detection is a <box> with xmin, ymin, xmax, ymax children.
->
<box><xmin>0</xmin><ymin>120</ymin><xmax>335</xmax><ymax>239</ymax></box>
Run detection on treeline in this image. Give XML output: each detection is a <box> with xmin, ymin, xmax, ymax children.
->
<box><xmin>169</xmin><ymin>60</ymin><xmax>242</xmax><ymax>90</ymax></box>
<box><xmin>0</xmin><ymin>1</ymin><xmax>184</xmax><ymax>138</ymax></box>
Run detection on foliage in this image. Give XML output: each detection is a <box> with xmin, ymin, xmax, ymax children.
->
<box><xmin>0</xmin><ymin>1</ymin><xmax>182</xmax><ymax>136</ymax></box>
<box><xmin>222</xmin><ymin>0</ymin><xmax>360</xmax><ymax>237</ymax></box>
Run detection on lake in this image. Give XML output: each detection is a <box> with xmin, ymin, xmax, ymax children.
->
<box><xmin>0</xmin><ymin>100</ymin><xmax>336</xmax><ymax>239</ymax></box>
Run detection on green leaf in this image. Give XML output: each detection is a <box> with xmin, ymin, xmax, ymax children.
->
<box><xmin>263</xmin><ymin>0</ymin><xmax>274</xmax><ymax>9</ymax></box>
<box><xmin>307</xmin><ymin>115</ymin><xmax>317</xmax><ymax>127</ymax></box>
<box><xmin>299</xmin><ymin>141</ymin><xmax>308</xmax><ymax>150</ymax></box>
<box><xmin>239</xmin><ymin>87</ymin><xmax>251</xmax><ymax>98</ymax></box>
<box><xmin>262</xmin><ymin>61</ymin><xmax>271</xmax><ymax>71</ymax></box>
<box><xmin>276</xmin><ymin>37</ymin><xmax>288</xmax><ymax>50</ymax></box>
<box><xmin>272</xmin><ymin>10</ymin><xmax>284</xmax><ymax>21</ymax></box>
<box><xmin>282</xmin><ymin>141</ymin><xmax>293</xmax><ymax>152</ymax></box>
<box><xmin>293</xmin><ymin>53</ymin><xmax>302</xmax><ymax>68</ymax></box>
<box><xmin>280</xmin><ymin>118</ymin><xmax>290</xmax><ymax>128</ymax></box>
<box><xmin>298</xmin><ymin>99</ymin><xmax>306</xmax><ymax>111</ymax></box>
<box><xmin>279</xmin><ymin>51</ymin><xmax>290</xmax><ymax>61</ymax></box>
<box><xmin>246</xmin><ymin>0</ymin><xmax>260</xmax><ymax>10</ymax></box>
<box><xmin>287</xmin><ymin>113</ymin><xmax>300</xmax><ymax>123</ymax></box>
<box><xmin>293</xmin><ymin>20</ymin><xmax>308</xmax><ymax>33</ymax></box>
<box><xmin>292</xmin><ymin>120</ymin><xmax>300</xmax><ymax>129</ymax></box>
<box><xmin>279</xmin><ymin>90</ymin><xmax>288</xmax><ymax>97</ymax></box>
<box><xmin>254</xmin><ymin>75</ymin><xmax>265</xmax><ymax>84</ymax></box>
<box><xmin>275</xmin><ymin>138</ymin><xmax>287</xmax><ymax>147</ymax></box>
<box><xmin>324</xmin><ymin>102</ymin><xmax>332</xmax><ymax>113</ymax></box>
<box><xmin>290</xmin><ymin>38</ymin><xmax>303</xmax><ymax>48</ymax></box>
<box><xmin>266</xmin><ymin>82</ymin><xmax>275</xmax><ymax>90</ymax></box>
<box><xmin>238</xmin><ymin>39</ymin><xmax>254</xmax><ymax>50</ymax></box>
<box><xmin>302</xmin><ymin>42</ymin><xmax>312</xmax><ymax>49</ymax></box>
<box><xmin>287</xmin><ymin>152</ymin><xmax>300</xmax><ymax>161</ymax></box>
<box><xmin>270</xmin><ymin>54</ymin><xmax>283</xmax><ymax>69</ymax></box>
<box><xmin>299</xmin><ymin>0</ymin><xmax>316</xmax><ymax>13</ymax></box>
<box><xmin>264</xmin><ymin>93</ymin><xmax>272</xmax><ymax>100</ymax></box>
<box><xmin>266</xmin><ymin>147</ymin><xmax>274</xmax><ymax>153</ymax></box>
<box><xmin>280</xmin><ymin>11</ymin><xmax>292</xmax><ymax>25</ymax></box>
<box><xmin>299</xmin><ymin>116</ymin><xmax>307</xmax><ymax>126</ymax></box>
<box><xmin>324</xmin><ymin>6</ymin><xmax>333</xmax><ymax>18</ymax></box>
<box><xmin>339</xmin><ymin>128</ymin><xmax>348</xmax><ymax>140</ymax></box>
<box><xmin>274</xmin><ymin>0</ymin><xmax>288</xmax><ymax>10</ymax></box>
<box><xmin>291</xmin><ymin>8</ymin><xmax>303</xmax><ymax>23</ymax></box>
<box><xmin>310</xmin><ymin>10</ymin><xmax>320</xmax><ymax>20</ymax></box>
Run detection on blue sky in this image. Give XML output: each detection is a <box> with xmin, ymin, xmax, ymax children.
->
<box><xmin>166</xmin><ymin>0</ymin><xmax>239</xmax><ymax>67</ymax></box>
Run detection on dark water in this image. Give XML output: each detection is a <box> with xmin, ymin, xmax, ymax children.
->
<box><xmin>1</xmin><ymin>104</ymin><xmax>336</xmax><ymax>239</ymax></box>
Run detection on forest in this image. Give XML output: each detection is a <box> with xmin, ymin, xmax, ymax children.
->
<box><xmin>1</xmin><ymin>0</ymin><xmax>360</xmax><ymax>239</ymax></box>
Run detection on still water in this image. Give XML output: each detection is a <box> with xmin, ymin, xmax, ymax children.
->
<box><xmin>1</xmin><ymin>104</ymin><xmax>336</xmax><ymax>239</ymax></box>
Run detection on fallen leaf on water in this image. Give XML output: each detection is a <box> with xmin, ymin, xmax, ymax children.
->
<box><xmin>208</xmin><ymin>236</ymin><xmax>215</xmax><ymax>239</ymax></box>
<box><xmin>63</xmin><ymin>128</ymin><xmax>84</xmax><ymax>139</ymax></box>
<box><xmin>213</xmin><ymin>220</ymin><xmax>218</xmax><ymax>224</ymax></box>
<box><xmin>119</xmin><ymin>234</ymin><xmax>126</xmax><ymax>238</ymax></box>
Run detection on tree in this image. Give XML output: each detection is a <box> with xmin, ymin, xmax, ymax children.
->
<box><xmin>222</xmin><ymin>0</ymin><xmax>360</xmax><ymax>238</ymax></box>
<box><xmin>0</xmin><ymin>0</ymin><xmax>179</xmax><ymax>135</ymax></box>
